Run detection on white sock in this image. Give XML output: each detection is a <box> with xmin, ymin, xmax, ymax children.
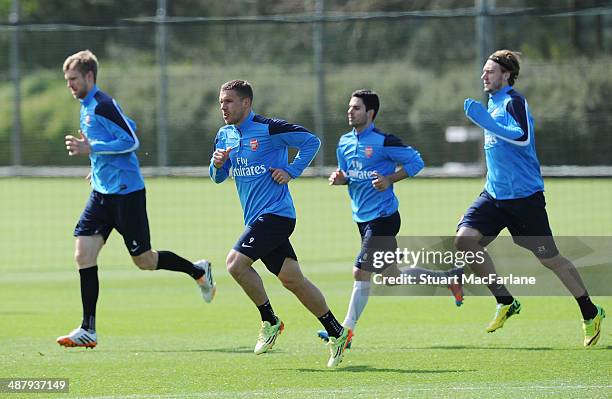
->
<box><xmin>342</xmin><ymin>280</ymin><xmax>371</xmax><ymax>330</ymax></box>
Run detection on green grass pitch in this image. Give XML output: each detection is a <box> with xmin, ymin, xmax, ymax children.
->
<box><xmin>0</xmin><ymin>177</ymin><xmax>610</xmax><ymax>398</ymax></box>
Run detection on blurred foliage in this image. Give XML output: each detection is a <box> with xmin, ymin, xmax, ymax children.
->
<box><xmin>1</xmin><ymin>57</ymin><xmax>611</xmax><ymax>166</ymax></box>
<box><xmin>1</xmin><ymin>0</ymin><xmax>611</xmax><ymax>166</ymax></box>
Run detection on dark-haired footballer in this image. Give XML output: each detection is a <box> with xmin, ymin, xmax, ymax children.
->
<box><xmin>318</xmin><ymin>89</ymin><xmax>464</xmax><ymax>347</ymax></box>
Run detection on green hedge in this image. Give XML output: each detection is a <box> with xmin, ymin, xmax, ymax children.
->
<box><xmin>1</xmin><ymin>57</ymin><xmax>610</xmax><ymax>166</ymax></box>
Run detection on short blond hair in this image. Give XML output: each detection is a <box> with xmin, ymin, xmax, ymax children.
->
<box><xmin>63</xmin><ymin>50</ymin><xmax>98</xmax><ymax>82</ymax></box>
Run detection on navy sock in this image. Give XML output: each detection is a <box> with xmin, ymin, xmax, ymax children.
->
<box><xmin>79</xmin><ymin>266</ymin><xmax>98</xmax><ymax>332</ymax></box>
<box><xmin>487</xmin><ymin>283</ymin><xmax>514</xmax><ymax>305</ymax></box>
<box><xmin>257</xmin><ymin>300</ymin><xmax>278</xmax><ymax>324</ymax></box>
<box><xmin>576</xmin><ymin>295</ymin><xmax>597</xmax><ymax>320</ymax></box>
<box><xmin>157</xmin><ymin>251</ymin><xmax>204</xmax><ymax>279</ymax></box>
<box><xmin>318</xmin><ymin>310</ymin><xmax>344</xmax><ymax>338</ymax></box>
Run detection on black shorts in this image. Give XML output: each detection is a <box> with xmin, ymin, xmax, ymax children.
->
<box><xmin>458</xmin><ymin>190</ymin><xmax>559</xmax><ymax>259</ymax></box>
<box><xmin>233</xmin><ymin>213</ymin><xmax>298</xmax><ymax>275</ymax></box>
<box><xmin>355</xmin><ymin>211</ymin><xmax>401</xmax><ymax>272</ymax></box>
<box><xmin>74</xmin><ymin>189</ymin><xmax>152</xmax><ymax>256</ymax></box>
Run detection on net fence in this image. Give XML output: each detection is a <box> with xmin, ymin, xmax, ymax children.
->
<box><xmin>1</xmin><ymin>3</ymin><xmax>611</xmax><ymax>174</ymax></box>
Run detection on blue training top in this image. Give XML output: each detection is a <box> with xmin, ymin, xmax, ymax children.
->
<box><xmin>80</xmin><ymin>85</ymin><xmax>144</xmax><ymax>194</ymax></box>
<box><xmin>464</xmin><ymin>85</ymin><xmax>544</xmax><ymax>199</ymax></box>
<box><xmin>210</xmin><ymin>111</ymin><xmax>320</xmax><ymax>226</ymax></box>
<box><xmin>336</xmin><ymin>123</ymin><xmax>424</xmax><ymax>223</ymax></box>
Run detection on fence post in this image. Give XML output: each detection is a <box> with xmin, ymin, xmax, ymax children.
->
<box><xmin>156</xmin><ymin>0</ymin><xmax>169</xmax><ymax>170</ymax></box>
<box><xmin>9</xmin><ymin>0</ymin><xmax>22</xmax><ymax>171</ymax></box>
<box><xmin>475</xmin><ymin>0</ymin><xmax>495</xmax><ymax>172</ymax></box>
<box><xmin>313</xmin><ymin>0</ymin><xmax>326</xmax><ymax>167</ymax></box>
<box><xmin>476</xmin><ymin>0</ymin><xmax>495</xmax><ymax>95</ymax></box>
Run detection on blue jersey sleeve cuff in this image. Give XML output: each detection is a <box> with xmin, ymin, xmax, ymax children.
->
<box><xmin>209</xmin><ymin>162</ymin><xmax>228</xmax><ymax>183</ymax></box>
<box><xmin>403</xmin><ymin>159</ymin><xmax>424</xmax><ymax>177</ymax></box>
<box><xmin>284</xmin><ymin>165</ymin><xmax>301</xmax><ymax>179</ymax></box>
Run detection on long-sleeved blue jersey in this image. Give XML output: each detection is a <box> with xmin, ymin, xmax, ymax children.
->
<box><xmin>210</xmin><ymin>111</ymin><xmax>320</xmax><ymax>226</ymax></box>
<box><xmin>337</xmin><ymin>123</ymin><xmax>424</xmax><ymax>223</ymax></box>
<box><xmin>80</xmin><ymin>85</ymin><xmax>144</xmax><ymax>194</ymax></box>
<box><xmin>465</xmin><ymin>85</ymin><xmax>544</xmax><ymax>199</ymax></box>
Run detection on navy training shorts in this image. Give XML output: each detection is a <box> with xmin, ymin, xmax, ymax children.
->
<box><xmin>233</xmin><ymin>213</ymin><xmax>298</xmax><ymax>275</ymax></box>
<box><xmin>74</xmin><ymin>189</ymin><xmax>152</xmax><ymax>256</ymax></box>
<box><xmin>355</xmin><ymin>211</ymin><xmax>401</xmax><ymax>272</ymax></box>
<box><xmin>458</xmin><ymin>190</ymin><xmax>559</xmax><ymax>259</ymax></box>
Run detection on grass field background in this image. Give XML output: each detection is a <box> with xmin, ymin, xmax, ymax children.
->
<box><xmin>1</xmin><ymin>177</ymin><xmax>611</xmax><ymax>398</ymax></box>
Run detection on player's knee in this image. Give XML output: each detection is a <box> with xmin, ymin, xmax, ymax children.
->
<box><xmin>226</xmin><ymin>262</ymin><xmax>240</xmax><ymax>278</ymax></box>
<box><xmin>537</xmin><ymin>254</ymin><xmax>564</xmax><ymax>270</ymax></box>
<box><xmin>226</xmin><ymin>253</ymin><xmax>243</xmax><ymax>279</ymax></box>
<box><xmin>353</xmin><ymin>268</ymin><xmax>370</xmax><ymax>281</ymax></box>
<box><xmin>133</xmin><ymin>260</ymin><xmax>155</xmax><ymax>270</ymax></box>
<box><xmin>74</xmin><ymin>250</ymin><xmax>94</xmax><ymax>267</ymax></box>
<box><xmin>454</xmin><ymin>235</ymin><xmax>478</xmax><ymax>252</ymax></box>
<box><xmin>132</xmin><ymin>253</ymin><xmax>156</xmax><ymax>270</ymax></box>
<box><xmin>278</xmin><ymin>272</ymin><xmax>304</xmax><ymax>292</ymax></box>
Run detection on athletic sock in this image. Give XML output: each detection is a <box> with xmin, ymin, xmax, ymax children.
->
<box><xmin>257</xmin><ymin>300</ymin><xmax>278</xmax><ymax>325</ymax></box>
<box><xmin>485</xmin><ymin>282</ymin><xmax>514</xmax><ymax>305</ymax></box>
<box><xmin>342</xmin><ymin>280</ymin><xmax>371</xmax><ymax>330</ymax></box>
<box><xmin>156</xmin><ymin>251</ymin><xmax>204</xmax><ymax>279</ymax></box>
<box><xmin>318</xmin><ymin>310</ymin><xmax>344</xmax><ymax>339</ymax></box>
<box><xmin>492</xmin><ymin>293</ymin><xmax>514</xmax><ymax>305</ymax></box>
<box><xmin>79</xmin><ymin>265</ymin><xmax>98</xmax><ymax>332</ymax></box>
<box><xmin>576</xmin><ymin>295</ymin><xmax>598</xmax><ymax>320</ymax></box>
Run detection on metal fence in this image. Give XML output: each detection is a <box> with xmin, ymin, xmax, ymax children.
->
<box><xmin>2</xmin><ymin>1</ymin><xmax>612</xmax><ymax>175</ymax></box>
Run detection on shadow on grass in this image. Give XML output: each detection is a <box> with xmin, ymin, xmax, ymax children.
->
<box><xmin>121</xmin><ymin>346</ymin><xmax>277</xmax><ymax>354</ymax></box>
<box><xmin>285</xmin><ymin>365</ymin><xmax>476</xmax><ymax>374</ymax></box>
<box><xmin>423</xmin><ymin>345</ymin><xmax>554</xmax><ymax>351</ymax></box>
<box><xmin>407</xmin><ymin>345</ymin><xmax>610</xmax><ymax>351</ymax></box>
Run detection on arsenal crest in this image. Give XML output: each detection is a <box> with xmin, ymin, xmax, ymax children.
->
<box><xmin>365</xmin><ymin>146</ymin><xmax>373</xmax><ymax>158</ymax></box>
<box><xmin>250</xmin><ymin>138</ymin><xmax>259</xmax><ymax>151</ymax></box>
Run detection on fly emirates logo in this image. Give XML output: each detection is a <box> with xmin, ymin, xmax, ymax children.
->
<box><xmin>232</xmin><ymin>156</ymin><xmax>267</xmax><ymax>178</ymax></box>
<box><xmin>347</xmin><ymin>159</ymin><xmax>377</xmax><ymax>180</ymax></box>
